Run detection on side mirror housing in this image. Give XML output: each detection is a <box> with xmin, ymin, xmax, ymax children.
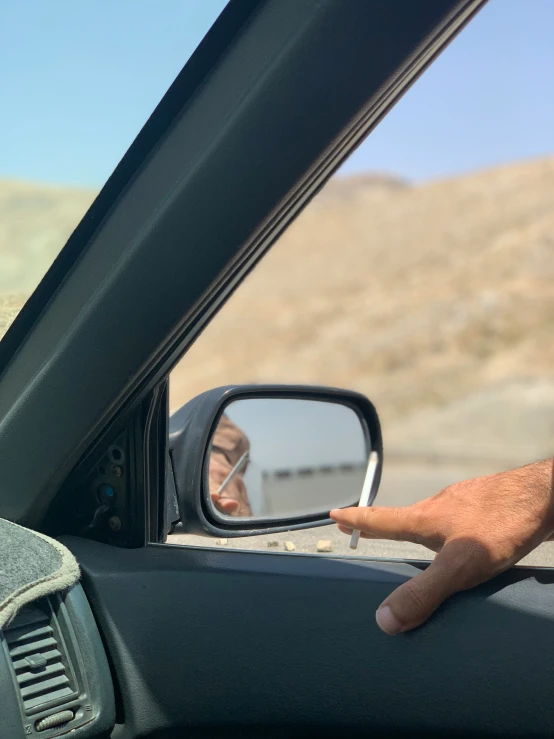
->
<box><xmin>169</xmin><ymin>385</ymin><xmax>382</xmax><ymax>538</ymax></box>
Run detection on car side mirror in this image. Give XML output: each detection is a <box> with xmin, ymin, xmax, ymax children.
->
<box><xmin>168</xmin><ymin>385</ymin><xmax>382</xmax><ymax>538</ymax></box>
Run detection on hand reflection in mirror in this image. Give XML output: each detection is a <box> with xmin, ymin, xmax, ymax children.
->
<box><xmin>209</xmin><ymin>414</ymin><xmax>252</xmax><ymax>516</ymax></box>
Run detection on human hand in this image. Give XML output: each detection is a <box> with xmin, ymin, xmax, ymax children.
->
<box><xmin>208</xmin><ymin>450</ymin><xmax>250</xmax><ymax>516</ymax></box>
<box><xmin>208</xmin><ymin>414</ymin><xmax>252</xmax><ymax>517</ymax></box>
<box><xmin>331</xmin><ymin>460</ymin><xmax>554</xmax><ymax>635</ymax></box>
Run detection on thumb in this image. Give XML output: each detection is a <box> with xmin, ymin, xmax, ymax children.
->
<box><xmin>376</xmin><ymin>544</ymin><xmax>464</xmax><ymax>635</ymax></box>
<box><xmin>210</xmin><ymin>492</ymin><xmax>239</xmax><ymax>514</ymax></box>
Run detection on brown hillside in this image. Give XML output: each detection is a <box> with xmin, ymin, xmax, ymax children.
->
<box><xmin>170</xmin><ymin>157</ymin><xmax>554</xmax><ymax>432</ymax></box>
<box><xmin>0</xmin><ymin>180</ymin><xmax>94</xmax><ymax>295</ymax></box>
<box><xmin>1</xmin><ymin>158</ymin><xmax>553</xmax><ymax>457</ymax></box>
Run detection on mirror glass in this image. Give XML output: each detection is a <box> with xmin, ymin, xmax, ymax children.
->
<box><xmin>206</xmin><ymin>398</ymin><xmax>369</xmax><ymax>521</ymax></box>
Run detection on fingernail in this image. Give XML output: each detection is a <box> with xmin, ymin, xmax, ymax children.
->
<box><xmin>376</xmin><ymin>605</ymin><xmax>401</xmax><ymax>635</ymax></box>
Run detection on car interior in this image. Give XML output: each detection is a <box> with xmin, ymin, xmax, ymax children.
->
<box><xmin>2</xmin><ymin>1</ymin><xmax>554</xmax><ymax>738</ymax></box>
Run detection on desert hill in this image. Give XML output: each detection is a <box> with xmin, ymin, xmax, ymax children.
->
<box><xmin>1</xmin><ymin>157</ymin><xmax>553</xmax><ymax>459</ymax></box>
<box><xmin>171</xmin><ymin>157</ymin><xmax>554</xmax><ymax>457</ymax></box>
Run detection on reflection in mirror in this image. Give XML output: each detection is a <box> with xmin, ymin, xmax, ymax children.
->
<box><xmin>206</xmin><ymin>398</ymin><xmax>369</xmax><ymax>521</ymax></box>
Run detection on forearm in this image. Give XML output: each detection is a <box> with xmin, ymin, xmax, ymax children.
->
<box><xmin>518</xmin><ymin>460</ymin><xmax>554</xmax><ymax>540</ymax></box>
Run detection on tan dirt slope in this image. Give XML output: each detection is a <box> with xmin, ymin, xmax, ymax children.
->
<box><xmin>1</xmin><ymin>157</ymin><xmax>553</xmax><ymax>456</ymax></box>
<box><xmin>170</xmin><ymin>157</ymin><xmax>554</xmax><ymax>430</ymax></box>
<box><xmin>0</xmin><ymin>179</ymin><xmax>95</xmax><ymax>295</ymax></box>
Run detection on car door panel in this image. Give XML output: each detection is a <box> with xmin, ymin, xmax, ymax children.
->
<box><xmin>64</xmin><ymin>537</ymin><xmax>554</xmax><ymax>738</ymax></box>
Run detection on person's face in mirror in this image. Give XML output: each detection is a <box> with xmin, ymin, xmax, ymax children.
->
<box><xmin>208</xmin><ymin>414</ymin><xmax>252</xmax><ymax>516</ymax></box>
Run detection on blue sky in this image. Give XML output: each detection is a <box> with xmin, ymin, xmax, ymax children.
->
<box><xmin>1</xmin><ymin>0</ymin><xmax>553</xmax><ymax>188</ymax></box>
<box><xmin>227</xmin><ymin>398</ymin><xmax>367</xmax><ymax>471</ymax></box>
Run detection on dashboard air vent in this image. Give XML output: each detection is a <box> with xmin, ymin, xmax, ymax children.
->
<box><xmin>5</xmin><ymin>602</ymin><xmax>77</xmax><ymax>715</ymax></box>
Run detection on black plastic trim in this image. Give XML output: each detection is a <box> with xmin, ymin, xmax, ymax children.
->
<box><xmin>0</xmin><ymin>584</ymin><xmax>115</xmax><ymax>739</ymax></box>
<box><xmin>44</xmin><ymin>385</ymin><xmax>168</xmax><ymax>547</ymax></box>
<box><xmin>63</xmin><ymin>536</ymin><xmax>554</xmax><ymax>739</ymax></box>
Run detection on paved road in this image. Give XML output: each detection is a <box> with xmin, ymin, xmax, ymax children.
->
<box><xmin>169</xmin><ymin>460</ymin><xmax>554</xmax><ymax>568</ymax></box>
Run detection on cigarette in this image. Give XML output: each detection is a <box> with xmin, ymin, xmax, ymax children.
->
<box><xmin>349</xmin><ymin>451</ymin><xmax>379</xmax><ymax>550</ymax></box>
<box><xmin>217</xmin><ymin>451</ymin><xmax>249</xmax><ymax>495</ymax></box>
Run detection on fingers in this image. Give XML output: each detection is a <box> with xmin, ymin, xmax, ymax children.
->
<box><xmin>375</xmin><ymin>549</ymin><xmax>461</xmax><ymax>635</ymax></box>
<box><xmin>330</xmin><ymin>505</ymin><xmax>425</xmax><ymax>544</ymax></box>
<box><xmin>333</xmin><ymin>504</ymin><xmax>477</xmax><ymax>634</ymax></box>
<box><xmin>336</xmin><ymin>524</ymin><xmax>377</xmax><ymax>538</ymax></box>
<box><xmin>375</xmin><ymin>539</ymin><xmax>487</xmax><ymax>635</ymax></box>
<box><xmin>330</xmin><ymin>462</ymin><xmax>554</xmax><ymax>634</ymax></box>
<box><xmin>210</xmin><ymin>492</ymin><xmax>240</xmax><ymax>514</ymax></box>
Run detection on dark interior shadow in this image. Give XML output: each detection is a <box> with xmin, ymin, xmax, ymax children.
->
<box><xmin>65</xmin><ymin>536</ymin><xmax>554</xmax><ymax>739</ymax></box>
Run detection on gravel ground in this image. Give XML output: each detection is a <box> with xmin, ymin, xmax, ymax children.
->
<box><xmin>169</xmin><ymin>526</ymin><xmax>554</xmax><ymax>567</ymax></box>
<box><xmin>168</xmin><ymin>460</ymin><xmax>554</xmax><ymax>568</ymax></box>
